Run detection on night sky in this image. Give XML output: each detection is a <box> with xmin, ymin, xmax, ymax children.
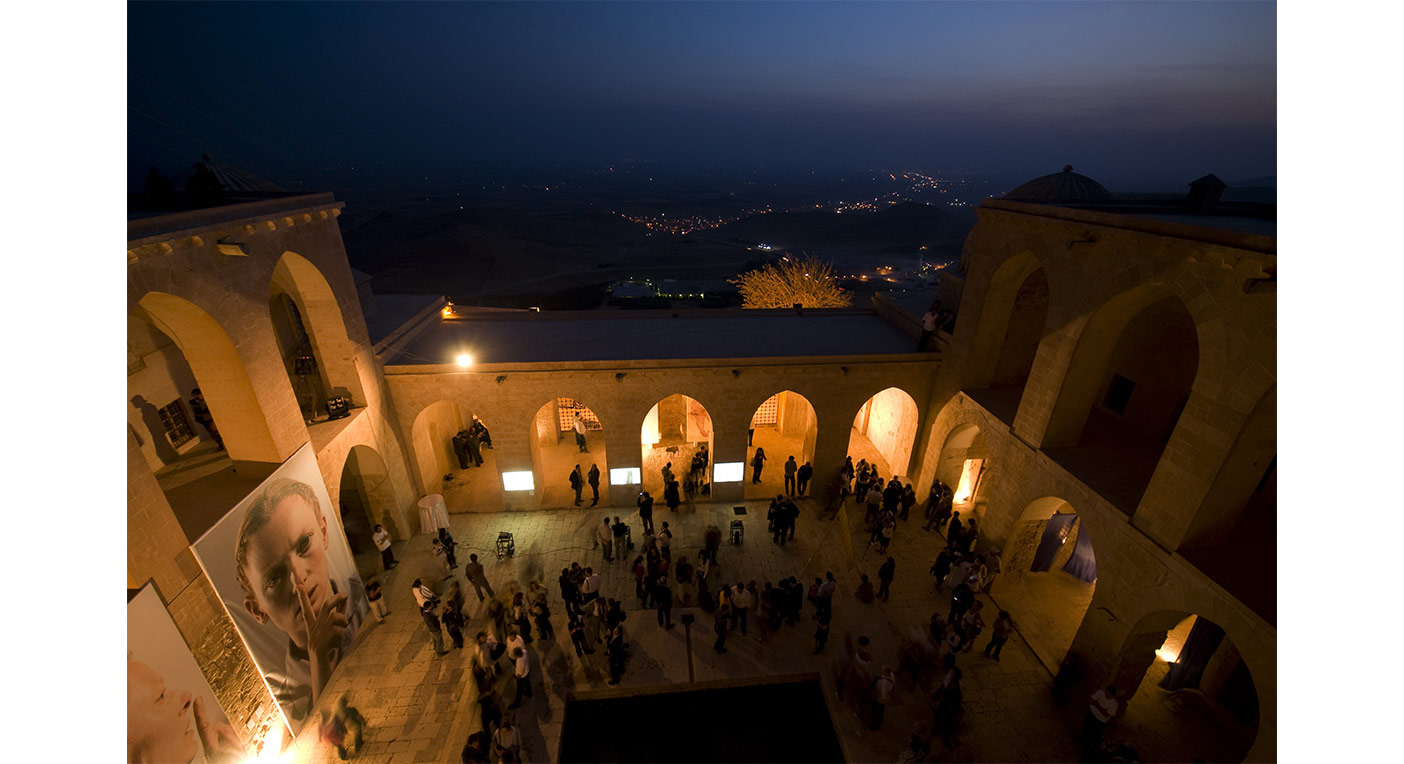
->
<box><xmin>127</xmin><ymin>1</ymin><xmax>1276</xmax><ymax>189</ymax></box>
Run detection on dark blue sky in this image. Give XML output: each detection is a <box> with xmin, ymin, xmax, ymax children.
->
<box><xmin>128</xmin><ymin>1</ymin><xmax>1276</xmax><ymax>189</ymax></box>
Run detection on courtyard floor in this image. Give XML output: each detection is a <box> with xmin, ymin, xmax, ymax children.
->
<box><xmin>290</xmin><ymin>492</ymin><xmax>1235</xmax><ymax>763</ymax></box>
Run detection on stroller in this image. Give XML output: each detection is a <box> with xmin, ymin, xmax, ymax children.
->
<box><xmin>496</xmin><ymin>531</ymin><xmax>515</xmax><ymax>560</ymax></box>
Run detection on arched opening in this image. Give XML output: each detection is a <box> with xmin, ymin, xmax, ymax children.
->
<box><xmin>847</xmin><ymin>387</ymin><xmax>919</xmax><ymax>479</ymax></box>
<box><xmin>992</xmin><ymin>497</ymin><xmax>1096</xmax><ymax>672</ymax></box>
<box><xmin>338</xmin><ymin>445</ymin><xmax>403</xmax><ymax>572</ymax></box>
<box><xmin>932</xmin><ymin>424</ymin><xmax>990</xmax><ymax>511</ymax></box>
<box><xmin>744</xmin><ymin>391</ymin><xmax>818</xmax><ymax>500</ymax></box>
<box><xmin>965</xmin><ymin>254</ymin><xmax>1049</xmax><ymax>426</ymax></box>
<box><xmin>530</xmin><ymin>398</ymin><xmax>609</xmax><ymax>509</ymax></box>
<box><xmin>1043</xmin><ymin>290</ymin><xmax>1199</xmax><ymax>516</ymax></box>
<box><xmin>1104</xmin><ymin>611</ymin><xmax>1260</xmax><ymax>762</ymax></box>
<box><xmin>1179</xmin><ymin>388</ymin><xmax>1277</xmax><ymax>625</ymax></box>
<box><xmin>132</xmin><ymin>293</ymin><xmax>288</xmax><ymax>540</ymax></box>
<box><xmin>641</xmin><ymin>394</ymin><xmax>713</xmax><ymax>500</ymax></box>
<box><xmin>268</xmin><ymin>252</ymin><xmax>367</xmax><ymax>425</ymax></box>
<box><xmin>411</xmin><ymin>401</ymin><xmax>501</xmax><ymax>513</ymax></box>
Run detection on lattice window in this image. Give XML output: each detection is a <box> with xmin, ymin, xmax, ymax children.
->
<box><xmin>750</xmin><ymin>394</ymin><xmax>779</xmax><ymax>427</ymax></box>
<box><xmin>557</xmin><ymin>398</ymin><xmax>602</xmax><ymax>431</ymax></box>
<box><xmin>159</xmin><ymin>399</ymin><xmax>196</xmax><ymax>447</ymax></box>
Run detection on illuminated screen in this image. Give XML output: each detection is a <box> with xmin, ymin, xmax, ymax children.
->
<box><xmin>610</xmin><ymin>467</ymin><xmax>641</xmax><ymax>485</ymax></box>
<box><xmin>502</xmin><ymin>471</ymin><xmax>535</xmax><ymax>491</ymax></box>
<box><xmin>713</xmin><ymin>462</ymin><xmax>744</xmax><ymax>482</ymax></box>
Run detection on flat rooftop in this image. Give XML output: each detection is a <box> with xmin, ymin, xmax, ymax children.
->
<box><xmin>385</xmin><ymin>307</ymin><xmax>920</xmax><ymax>365</ymax></box>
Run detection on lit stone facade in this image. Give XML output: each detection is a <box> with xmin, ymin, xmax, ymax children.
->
<box><xmin>915</xmin><ymin>198</ymin><xmax>1276</xmax><ymax>760</ymax></box>
<box><xmin>127</xmin><ymin>195</ymin><xmax>420</xmax><ymax>744</ymax></box>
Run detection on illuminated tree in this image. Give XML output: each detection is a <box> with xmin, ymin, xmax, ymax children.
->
<box><xmin>730</xmin><ymin>254</ymin><xmax>852</xmax><ymax>309</ymax></box>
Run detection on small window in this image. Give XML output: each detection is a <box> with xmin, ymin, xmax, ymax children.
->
<box><xmin>1103</xmin><ymin>374</ymin><xmax>1135</xmax><ymax>415</ymax></box>
<box><xmin>159</xmin><ymin>399</ymin><xmax>196</xmax><ymax>447</ymax></box>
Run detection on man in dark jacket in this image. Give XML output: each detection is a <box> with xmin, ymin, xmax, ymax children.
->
<box><xmin>570</xmin><ymin>465</ymin><xmax>584</xmax><ymax>506</ymax></box>
<box><xmin>637</xmin><ymin>491</ymin><xmax>655</xmax><ymax>534</ymax></box>
<box><xmin>587</xmin><ymin>464</ymin><xmax>601</xmax><ymax>506</ymax></box>
<box><xmin>653</xmin><ymin>575</ymin><xmax>674</xmax><ymax>629</ymax></box>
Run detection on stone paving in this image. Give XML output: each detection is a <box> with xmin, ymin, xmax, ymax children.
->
<box><xmin>288</xmin><ymin>494</ymin><xmax>1087</xmax><ymax>763</ymax></box>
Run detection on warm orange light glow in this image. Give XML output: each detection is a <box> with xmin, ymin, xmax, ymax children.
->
<box><xmin>456</xmin><ymin>354</ymin><xmax>473</xmax><ymax>368</ymax></box>
<box><xmin>1155</xmin><ymin>647</ymin><xmax>1180</xmax><ymax>663</ymax></box>
<box><xmin>954</xmin><ymin>458</ymin><xmax>983</xmax><ymax>504</ymax></box>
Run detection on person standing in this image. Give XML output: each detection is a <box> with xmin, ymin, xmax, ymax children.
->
<box><xmin>432</xmin><ymin>539</ymin><xmax>452</xmax><ymax>580</ymax></box>
<box><xmin>574</xmin><ymin>415</ymin><xmax>589</xmax><ymax>452</ymax></box>
<box><xmin>1082</xmin><ymin>686</ymin><xmax>1120</xmax><ymax>753</ymax></box>
<box><xmin>438</xmin><ymin>527</ymin><xmax>459</xmax><ymax>568</ymax></box>
<box><xmin>637</xmin><ymin>491</ymin><xmax>655</xmax><ymax>534</ymax></box>
<box><xmin>918</xmin><ymin>303</ymin><xmax>939</xmax><ymax>351</ymax></box>
<box><xmin>442</xmin><ymin>598</ymin><xmax>466</xmax><ymax>650</ymax></box>
<box><xmin>567</xmin><ymin>612</ymin><xmax>593</xmax><ymax>657</ymax></box>
<box><xmin>751</xmin><ymin>448</ymin><xmax>767</xmax><ymax>484</ymax></box>
<box><xmin>657</xmin><ymin>521</ymin><xmax>673</xmax><ymax>563</ymax></box>
<box><xmin>598</xmin><ymin>517</ymin><xmax>614</xmax><ymax>561</ymax></box>
<box><xmin>422</xmin><ymin>602</ymin><xmax>448</xmax><ymax>656</ymax></box>
<box><xmin>654</xmin><ymin>574</ymin><xmax>674</xmax><ymax>629</ymax></box>
<box><xmin>816</xmin><ymin>571</ymin><xmax>837</xmax><ymax>619</ymax></box>
<box><xmin>661</xmin><ymin>461</ymin><xmax>675</xmax><ymax>487</ymax></box>
<box><xmin>870</xmin><ymin>666</ymin><xmax>896</xmax><ymax>730</ymax></box>
<box><xmin>507</xmin><ymin>647</ymin><xmax>532</xmax><ymax>709</ymax></box>
<box><xmin>372</xmin><ymin>524</ymin><xmax>396</xmax><ymax>570</ymax></box>
<box><xmin>464</xmin><ymin>430</ymin><xmax>483</xmax><ymax>467</ymax></box>
<box><xmin>464</xmin><ymin>554</ymin><xmax>496</xmax><ymax>602</ymax></box>
<box><xmin>784</xmin><ymin>456</ymin><xmax>798</xmax><ymax>496</ymax></box>
<box><xmin>570</xmin><ymin>465</ymin><xmax>584</xmax><ymax>506</ymax></box>
<box><xmin>731</xmin><ymin>582</ymin><xmax>753</xmax><ymax>636</ymax></box>
<box><xmin>796</xmin><ymin>461</ymin><xmax>813</xmax><ymax>497</ymax></box>
<box><xmin>664</xmin><ymin>479</ymin><xmax>681</xmax><ymax>512</ymax></box>
<box><xmin>559</xmin><ymin>568</ymin><xmax>581</xmax><ymax>617</ymax></box>
<box><xmin>984</xmin><ymin>610</ymin><xmax>1014</xmax><ymax>661</ymax></box>
<box><xmin>877</xmin><ymin>557</ymin><xmax>896</xmax><ymax>602</ymax></box>
<box><xmin>607</xmin><ymin>624</ymin><xmax>628</xmax><ymax>685</ymax></box>
<box><xmin>490</xmin><ymin>717</ymin><xmax>521</xmax><ymax>762</ymax></box>
<box><xmin>713</xmin><ymin>605</ymin><xmax>731</xmax><ymax>654</ymax></box>
<box><xmin>412</xmin><ymin>578</ymin><xmax>438</xmax><ymax>612</ymax></box>
<box><xmin>530</xmin><ymin>591</ymin><xmax>554</xmax><ymax>641</ymax></box>
<box><xmin>451</xmin><ymin>432</ymin><xmax>469</xmax><ymax>470</ymax></box>
<box><xmin>365</xmin><ymin>575</ymin><xmax>388</xmax><ymax>623</ymax></box>
<box><xmin>612</xmin><ymin>516</ymin><xmax>629</xmax><ymax>561</ymax></box>
<box><xmin>813</xmin><ymin>610</ymin><xmax>832</xmax><ymax>654</ymax></box>
<box><xmin>587</xmin><ymin>464</ymin><xmax>601</xmax><ymax>506</ymax></box>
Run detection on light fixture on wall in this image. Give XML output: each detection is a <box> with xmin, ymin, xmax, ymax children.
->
<box><xmin>496</xmin><ymin>375</ymin><xmax>507</xmax><ymax>384</ymax></box>
<box><xmin>731</xmin><ymin>369</ymin><xmax>741</xmax><ymax>378</ymax></box>
<box><xmin>616</xmin><ymin>373</ymin><xmax>627</xmax><ymax>382</ymax></box>
<box><xmin>456</xmin><ymin>354</ymin><xmax>473</xmax><ymax>368</ymax></box>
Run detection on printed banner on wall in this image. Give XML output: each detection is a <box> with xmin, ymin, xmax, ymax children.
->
<box><xmin>127</xmin><ymin>584</ymin><xmax>246</xmax><ymax>764</ymax></box>
<box><xmin>191</xmin><ymin>442</ymin><xmax>368</xmax><ymax>732</ymax></box>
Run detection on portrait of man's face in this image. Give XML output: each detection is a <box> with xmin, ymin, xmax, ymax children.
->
<box><xmin>127</xmin><ymin>661</ymin><xmax>198</xmax><ymax>764</ymax></box>
<box><xmin>241</xmin><ymin>491</ymin><xmax>333</xmax><ymax>648</ymax></box>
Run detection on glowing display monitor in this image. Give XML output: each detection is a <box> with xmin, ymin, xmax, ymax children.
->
<box><xmin>502</xmin><ymin>471</ymin><xmax>535</xmax><ymax>491</ymax></box>
<box><xmin>610</xmin><ymin>467</ymin><xmax>641</xmax><ymax>485</ymax></box>
<box><xmin>713</xmin><ymin>462</ymin><xmax>744</xmax><ymax>482</ymax></box>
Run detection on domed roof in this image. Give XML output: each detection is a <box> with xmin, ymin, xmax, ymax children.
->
<box><xmin>1004</xmin><ymin>165</ymin><xmax>1113</xmax><ymax>202</ymax></box>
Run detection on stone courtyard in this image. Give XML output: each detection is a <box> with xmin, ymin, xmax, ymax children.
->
<box><xmin>297</xmin><ymin>495</ymin><xmax>1088</xmax><ymax>764</ymax></box>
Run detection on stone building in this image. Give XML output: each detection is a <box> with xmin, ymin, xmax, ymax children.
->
<box><xmin>126</xmin><ymin>167</ymin><xmax>1274</xmax><ymax>759</ymax></box>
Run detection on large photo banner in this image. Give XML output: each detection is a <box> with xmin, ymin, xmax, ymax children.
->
<box><xmin>191</xmin><ymin>442</ymin><xmax>368</xmax><ymax>732</ymax></box>
<box><xmin>127</xmin><ymin>584</ymin><xmax>246</xmax><ymax>764</ymax></box>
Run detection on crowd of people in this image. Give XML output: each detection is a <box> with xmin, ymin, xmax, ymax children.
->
<box><xmin>333</xmin><ymin>452</ymin><xmax>1036</xmax><ymax>763</ymax></box>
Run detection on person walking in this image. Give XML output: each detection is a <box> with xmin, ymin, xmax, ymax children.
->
<box><xmin>784</xmin><ymin>456</ymin><xmax>798</xmax><ymax>496</ymax></box>
<box><xmin>432</xmin><ymin>539</ymin><xmax>452</xmax><ymax>580</ymax></box>
<box><xmin>491</xmin><ymin>716</ymin><xmax>522</xmax><ymax>762</ymax></box>
<box><xmin>464</xmin><ymin>554</ymin><xmax>496</xmax><ymax>602</ymax></box>
<box><xmin>877</xmin><ymin>557</ymin><xmax>896</xmax><ymax>602</ymax></box>
<box><xmin>750</xmin><ymin>448</ymin><xmax>767</xmax><ymax>484</ymax></box>
<box><xmin>372</xmin><ymin>524</ymin><xmax>396</xmax><ymax>570</ymax></box>
<box><xmin>654</xmin><ymin>575</ymin><xmax>675</xmax><ymax>629</ymax></box>
<box><xmin>855</xmin><ymin>574</ymin><xmax>875</xmax><ymax>603</ymax></box>
<box><xmin>984</xmin><ymin>610</ymin><xmax>1014</xmax><ymax>661</ymax></box>
<box><xmin>567</xmin><ymin>612</ymin><xmax>594</xmax><ymax>657</ymax></box>
<box><xmin>511</xmin><ymin>592</ymin><xmax>534</xmax><ymax>643</ymax></box>
<box><xmin>530</xmin><ymin>590</ymin><xmax>554</xmax><ymax>640</ymax></box>
<box><xmin>932</xmin><ymin>667</ymin><xmax>964</xmax><ymax>751</ymax></box>
<box><xmin>796</xmin><ymin>461</ymin><xmax>813</xmax><ymax>497</ymax></box>
<box><xmin>870</xmin><ymin>665</ymin><xmax>896</xmax><ymax>730</ymax></box>
<box><xmin>813</xmin><ymin>609</ymin><xmax>832</xmax><ymax>654</ymax></box>
<box><xmin>574</xmin><ymin>415</ymin><xmax>589</xmax><ymax>452</ymax></box>
<box><xmin>587</xmin><ymin>464</ymin><xmax>601</xmax><ymax>506</ymax></box>
<box><xmin>188</xmin><ymin>388</ymin><xmax>224</xmax><ymax>450</ymax></box>
<box><xmin>442</xmin><ymin>598</ymin><xmax>466</xmax><ymax>650</ymax></box>
<box><xmin>570</xmin><ymin>464</ymin><xmax>585</xmax><ymax>506</ymax></box>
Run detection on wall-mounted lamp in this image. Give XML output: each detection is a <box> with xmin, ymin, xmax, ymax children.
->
<box><xmin>731</xmin><ymin>369</ymin><xmax>741</xmax><ymax>378</ymax></box>
<box><xmin>496</xmin><ymin>375</ymin><xmax>508</xmax><ymax>384</ymax></box>
<box><xmin>616</xmin><ymin>373</ymin><xmax>627</xmax><ymax>382</ymax></box>
<box><xmin>839</xmin><ymin>366</ymin><xmax>849</xmax><ymax>376</ymax></box>
<box><xmin>456</xmin><ymin>354</ymin><xmax>473</xmax><ymax>368</ymax></box>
